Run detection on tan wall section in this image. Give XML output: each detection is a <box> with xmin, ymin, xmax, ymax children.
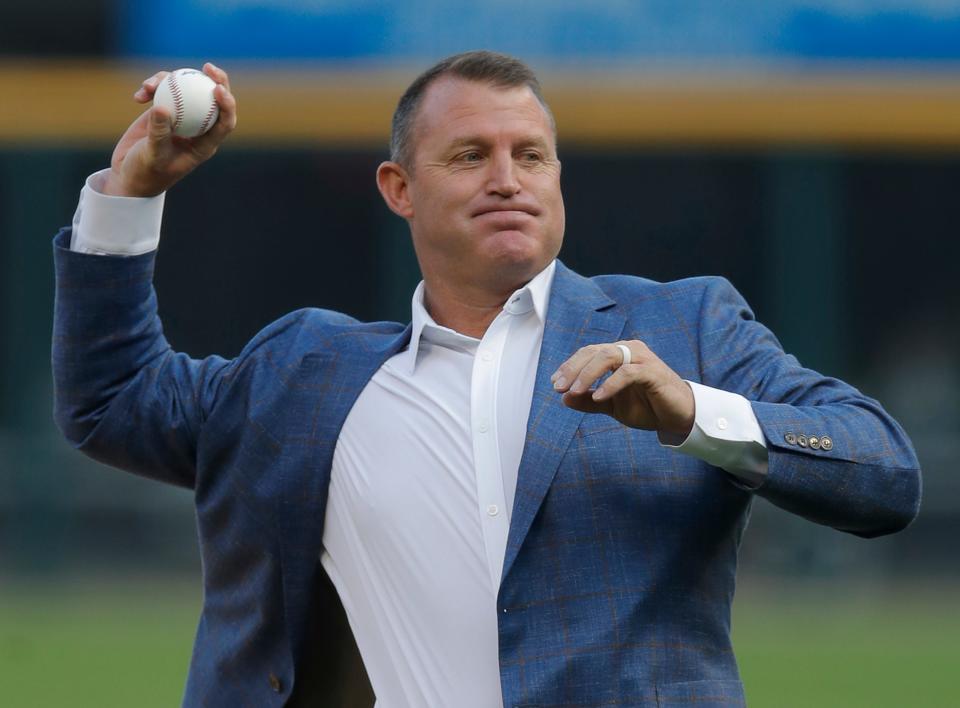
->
<box><xmin>2</xmin><ymin>61</ymin><xmax>959</xmax><ymax>148</ymax></box>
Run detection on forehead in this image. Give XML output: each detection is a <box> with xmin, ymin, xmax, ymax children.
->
<box><xmin>412</xmin><ymin>76</ymin><xmax>554</xmax><ymax>150</ymax></box>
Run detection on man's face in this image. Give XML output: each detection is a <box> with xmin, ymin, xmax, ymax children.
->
<box><xmin>399</xmin><ymin>77</ymin><xmax>564</xmax><ymax>295</ymax></box>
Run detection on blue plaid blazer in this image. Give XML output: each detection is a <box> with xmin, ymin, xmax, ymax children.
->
<box><xmin>52</xmin><ymin>228</ymin><xmax>920</xmax><ymax>707</ymax></box>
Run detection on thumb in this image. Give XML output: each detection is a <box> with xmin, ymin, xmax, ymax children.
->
<box><xmin>561</xmin><ymin>390</ymin><xmax>610</xmax><ymax>416</ymax></box>
<box><xmin>148</xmin><ymin>106</ymin><xmax>174</xmax><ymax>144</ymax></box>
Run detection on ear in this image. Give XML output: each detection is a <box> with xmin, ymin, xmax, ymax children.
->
<box><xmin>376</xmin><ymin>161</ymin><xmax>414</xmax><ymax>219</ymax></box>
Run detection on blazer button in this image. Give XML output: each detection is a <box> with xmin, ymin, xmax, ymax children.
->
<box><xmin>809</xmin><ymin>436</ymin><xmax>821</xmax><ymax>449</ymax></box>
<box><xmin>268</xmin><ymin>673</ymin><xmax>282</xmax><ymax>693</ymax></box>
<box><xmin>820</xmin><ymin>436</ymin><xmax>833</xmax><ymax>451</ymax></box>
<box><xmin>784</xmin><ymin>432</ymin><xmax>797</xmax><ymax>445</ymax></box>
<box><xmin>797</xmin><ymin>434</ymin><xmax>808</xmax><ymax>447</ymax></box>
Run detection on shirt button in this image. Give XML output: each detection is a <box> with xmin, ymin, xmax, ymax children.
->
<box><xmin>717</xmin><ymin>417</ymin><xmax>728</xmax><ymax>431</ymax></box>
<box><xmin>487</xmin><ymin>504</ymin><xmax>499</xmax><ymax>516</ymax></box>
<box><xmin>478</xmin><ymin>422</ymin><xmax>489</xmax><ymax>433</ymax></box>
<box><xmin>480</xmin><ymin>350</ymin><xmax>493</xmax><ymax>362</ymax></box>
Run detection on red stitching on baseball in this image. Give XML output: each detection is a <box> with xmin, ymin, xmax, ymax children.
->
<box><xmin>198</xmin><ymin>101</ymin><xmax>218</xmax><ymax>135</ymax></box>
<box><xmin>169</xmin><ymin>73</ymin><xmax>185</xmax><ymax>132</ymax></box>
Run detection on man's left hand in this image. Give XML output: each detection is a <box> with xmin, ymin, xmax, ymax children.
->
<box><xmin>552</xmin><ymin>341</ymin><xmax>695</xmax><ymax>437</ymax></box>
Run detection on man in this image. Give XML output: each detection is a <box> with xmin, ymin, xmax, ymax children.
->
<box><xmin>53</xmin><ymin>51</ymin><xmax>920</xmax><ymax>707</ymax></box>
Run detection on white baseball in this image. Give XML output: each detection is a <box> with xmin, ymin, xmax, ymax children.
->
<box><xmin>153</xmin><ymin>68</ymin><xmax>220</xmax><ymax>138</ymax></box>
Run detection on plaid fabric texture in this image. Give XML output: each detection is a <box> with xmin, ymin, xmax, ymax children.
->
<box><xmin>52</xmin><ymin>228</ymin><xmax>920</xmax><ymax>707</ymax></box>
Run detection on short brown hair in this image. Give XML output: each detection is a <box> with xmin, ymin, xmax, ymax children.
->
<box><xmin>389</xmin><ymin>50</ymin><xmax>556</xmax><ymax>169</ymax></box>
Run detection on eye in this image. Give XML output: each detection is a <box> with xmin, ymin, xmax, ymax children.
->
<box><xmin>458</xmin><ymin>151</ymin><xmax>483</xmax><ymax>163</ymax></box>
<box><xmin>519</xmin><ymin>150</ymin><xmax>543</xmax><ymax>162</ymax></box>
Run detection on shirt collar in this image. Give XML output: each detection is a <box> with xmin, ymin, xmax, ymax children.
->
<box><xmin>394</xmin><ymin>259</ymin><xmax>557</xmax><ymax>375</ymax></box>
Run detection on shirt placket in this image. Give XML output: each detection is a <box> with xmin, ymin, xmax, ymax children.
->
<box><xmin>470</xmin><ymin>311</ymin><xmax>512</xmax><ymax>592</ymax></box>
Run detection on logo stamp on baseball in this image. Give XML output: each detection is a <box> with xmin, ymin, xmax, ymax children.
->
<box><xmin>153</xmin><ymin>68</ymin><xmax>220</xmax><ymax>138</ymax></box>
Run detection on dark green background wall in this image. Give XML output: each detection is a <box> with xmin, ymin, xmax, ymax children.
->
<box><xmin>1</xmin><ymin>145</ymin><xmax>957</xmax><ymax>579</ymax></box>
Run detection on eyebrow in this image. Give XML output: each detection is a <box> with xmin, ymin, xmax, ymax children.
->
<box><xmin>445</xmin><ymin>135</ymin><xmax>552</xmax><ymax>152</ymax></box>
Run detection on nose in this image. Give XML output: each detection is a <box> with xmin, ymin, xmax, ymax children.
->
<box><xmin>486</xmin><ymin>153</ymin><xmax>521</xmax><ymax>197</ymax></box>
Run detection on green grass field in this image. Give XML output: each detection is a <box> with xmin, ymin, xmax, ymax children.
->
<box><xmin>732</xmin><ymin>583</ymin><xmax>959</xmax><ymax>707</ymax></box>
<box><xmin>1</xmin><ymin>579</ymin><xmax>956</xmax><ymax>707</ymax></box>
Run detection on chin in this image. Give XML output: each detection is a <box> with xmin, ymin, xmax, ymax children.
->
<box><xmin>484</xmin><ymin>237</ymin><xmax>551</xmax><ymax>283</ymax></box>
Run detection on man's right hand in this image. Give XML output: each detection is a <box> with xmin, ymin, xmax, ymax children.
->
<box><xmin>102</xmin><ymin>63</ymin><xmax>237</xmax><ymax>198</ymax></box>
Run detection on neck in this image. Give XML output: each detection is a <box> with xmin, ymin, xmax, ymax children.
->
<box><xmin>421</xmin><ymin>277</ymin><xmax>518</xmax><ymax>339</ymax></box>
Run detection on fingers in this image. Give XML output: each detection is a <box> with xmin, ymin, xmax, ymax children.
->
<box><xmin>147</xmin><ymin>105</ymin><xmax>173</xmax><ymax>145</ymax></box>
<box><xmin>552</xmin><ymin>341</ymin><xmax>643</xmax><ymax>395</ymax></box>
<box><xmin>203</xmin><ymin>62</ymin><xmax>231</xmax><ymax>92</ymax></box>
<box><xmin>551</xmin><ymin>345</ymin><xmax>606</xmax><ymax>391</ymax></box>
<box><xmin>561</xmin><ymin>390</ymin><xmax>612</xmax><ymax>415</ymax></box>
<box><xmin>191</xmin><ymin>68</ymin><xmax>237</xmax><ymax>151</ymax></box>
<box><xmin>204</xmin><ymin>62</ymin><xmax>237</xmax><ymax>134</ymax></box>
<box><xmin>554</xmin><ymin>339</ymin><xmax>693</xmax><ymax>434</ymax></box>
<box><xmin>591</xmin><ymin>363</ymin><xmax>651</xmax><ymax>401</ymax></box>
<box><xmin>134</xmin><ymin>71</ymin><xmax>170</xmax><ymax>103</ymax></box>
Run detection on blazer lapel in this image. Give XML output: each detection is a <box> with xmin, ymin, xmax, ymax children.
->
<box><xmin>279</xmin><ymin>324</ymin><xmax>412</xmax><ymax>658</ymax></box>
<box><xmin>501</xmin><ymin>262</ymin><xmax>625</xmax><ymax>585</ymax></box>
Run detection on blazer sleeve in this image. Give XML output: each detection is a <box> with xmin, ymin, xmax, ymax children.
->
<box><xmin>696</xmin><ymin>276</ymin><xmax>921</xmax><ymax>538</ymax></box>
<box><xmin>52</xmin><ymin>228</ymin><xmax>234</xmax><ymax>489</ymax></box>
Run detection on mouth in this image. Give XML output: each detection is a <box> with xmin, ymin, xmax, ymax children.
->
<box><xmin>472</xmin><ymin>206</ymin><xmax>540</xmax><ymax>218</ymax></box>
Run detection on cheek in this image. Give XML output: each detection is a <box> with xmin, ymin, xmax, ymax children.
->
<box><xmin>540</xmin><ymin>183</ymin><xmax>564</xmax><ymax>221</ymax></box>
<box><xmin>424</xmin><ymin>183</ymin><xmax>474</xmax><ymax>218</ymax></box>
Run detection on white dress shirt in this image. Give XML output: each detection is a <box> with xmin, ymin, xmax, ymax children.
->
<box><xmin>70</xmin><ymin>169</ymin><xmax>769</xmax><ymax>707</ymax></box>
<box><xmin>322</xmin><ymin>267</ymin><xmax>551</xmax><ymax>707</ymax></box>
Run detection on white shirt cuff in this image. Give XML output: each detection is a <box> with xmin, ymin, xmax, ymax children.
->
<box><xmin>659</xmin><ymin>380</ymin><xmax>769</xmax><ymax>488</ymax></box>
<box><xmin>70</xmin><ymin>169</ymin><xmax>165</xmax><ymax>255</ymax></box>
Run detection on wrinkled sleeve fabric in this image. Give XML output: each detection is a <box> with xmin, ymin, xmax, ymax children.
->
<box><xmin>52</xmin><ymin>226</ymin><xmax>231</xmax><ymax>489</ymax></box>
<box><xmin>696</xmin><ymin>276</ymin><xmax>921</xmax><ymax>537</ymax></box>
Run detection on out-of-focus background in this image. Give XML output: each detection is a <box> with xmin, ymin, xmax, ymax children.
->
<box><xmin>1</xmin><ymin>1</ymin><xmax>958</xmax><ymax>706</ymax></box>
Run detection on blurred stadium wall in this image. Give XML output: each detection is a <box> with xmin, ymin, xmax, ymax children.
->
<box><xmin>1</xmin><ymin>0</ymin><xmax>958</xmax><ymax>589</ymax></box>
